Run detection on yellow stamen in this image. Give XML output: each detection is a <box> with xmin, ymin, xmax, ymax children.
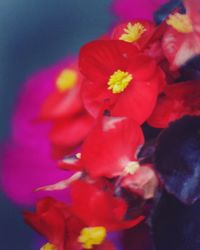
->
<box><xmin>119</xmin><ymin>22</ymin><xmax>146</xmax><ymax>43</ymax></box>
<box><xmin>124</xmin><ymin>161</ymin><xmax>140</xmax><ymax>175</ymax></box>
<box><xmin>56</xmin><ymin>69</ymin><xmax>77</xmax><ymax>92</ymax></box>
<box><xmin>40</xmin><ymin>243</ymin><xmax>56</xmax><ymax>250</ymax></box>
<box><xmin>78</xmin><ymin>227</ymin><xmax>106</xmax><ymax>249</ymax></box>
<box><xmin>167</xmin><ymin>13</ymin><xmax>193</xmax><ymax>33</ymax></box>
<box><xmin>108</xmin><ymin>69</ymin><xmax>133</xmax><ymax>94</ymax></box>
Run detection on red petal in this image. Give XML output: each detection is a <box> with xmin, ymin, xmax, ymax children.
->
<box><xmin>51</xmin><ymin>144</ymin><xmax>74</xmax><ymax>159</ymax></box>
<box><xmin>79</xmin><ymin>40</ymin><xmax>139</xmax><ymax>83</ymax></box>
<box><xmin>49</xmin><ymin>114</ymin><xmax>93</xmax><ymax>147</ymax></box>
<box><xmin>147</xmin><ymin>95</ymin><xmax>177</xmax><ymax>128</ymax></box>
<box><xmin>70</xmin><ymin>180</ymin><xmax>144</xmax><ymax>231</ymax></box>
<box><xmin>40</xmin><ymin>86</ymin><xmax>83</xmax><ymax>120</ymax></box>
<box><xmin>148</xmin><ymin>81</ymin><xmax>200</xmax><ymax>128</ymax></box>
<box><xmin>81</xmin><ymin>79</ymin><xmax>116</xmax><ymax>118</ymax></box>
<box><xmin>24</xmin><ymin>198</ymin><xmax>67</xmax><ymax>249</ymax></box>
<box><xmin>164</xmin><ymin>80</ymin><xmax>200</xmax><ymax>97</ymax></box>
<box><xmin>111</xmin><ymin>67</ymin><xmax>165</xmax><ymax>124</ymax></box>
<box><xmin>81</xmin><ymin>116</ymin><xmax>144</xmax><ymax>178</ymax></box>
<box><xmin>59</xmin><ymin>155</ymin><xmax>82</xmax><ymax>171</ymax></box>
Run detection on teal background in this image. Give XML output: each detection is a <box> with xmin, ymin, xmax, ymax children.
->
<box><xmin>0</xmin><ymin>1</ymin><xmax>114</xmax><ymax>249</ymax></box>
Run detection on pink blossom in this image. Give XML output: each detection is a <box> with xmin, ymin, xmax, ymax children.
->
<box><xmin>112</xmin><ymin>0</ymin><xmax>167</xmax><ymax>21</ymax></box>
<box><xmin>1</xmin><ymin>58</ymin><xmax>75</xmax><ymax>206</ymax></box>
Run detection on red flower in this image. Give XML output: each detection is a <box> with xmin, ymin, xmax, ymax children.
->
<box><xmin>79</xmin><ymin>40</ymin><xmax>165</xmax><ymax>124</ymax></box>
<box><xmin>70</xmin><ymin>179</ymin><xmax>144</xmax><ymax>231</ymax></box>
<box><xmin>162</xmin><ymin>0</ymin><xmax>200</xmax><ymax>69</ymax></box>
<box><xmin>38</xmin><ymin>61</ymin><xmax>94</xmax><ymax>158</ymax></box>
<box><xmin>111</xmin><ymin>20</ymin><xmax>167</xmax><ymax>63</ymax></box>
<box><xmin>148</xmin><ymin>81</ymin><xmax>200</xmax><ymax>128</ymax></box>
<box><xmin>24</xmin><ymin>197</ymin><xmax>115</xmax><ymax>250</ymax></box>
<box><xmin>39</xmin><ymin>62</ymin><xmax>83</xmax><ymax>120</ymax></box>
<box><xmin>60</xmin><ymin>116</ymin><xmax>144</xmax><ymax>178</ymax></box>
<box><xmin>81</xmin><ymin>116</ymin><xmax>144</xmax><ymax>178</ymax></box>
<box><xmin>24</xmin><ymin>197</ymin><xmax>84</xmax><ymax>250</ymax></box>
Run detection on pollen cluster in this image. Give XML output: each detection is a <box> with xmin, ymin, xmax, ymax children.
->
<box><xmin>120</xmin><ymin>22</ymin><xmax>146</xmax><ymax>43</ymax></box>
<box><xmin>56</xmin><ymin>69</ymin><xmax>77</xmax><ymax>92</ymax></box>
<box><xmin>78</xmin><ymin>226</ymin><xmax>106</xmax><ymax>249</ymax></box>
<box><xmin>167</xmin><ymin>13</ymin><xmax>193</xmax><ymax>33</ymax></box>
<box><xmin>124</xmin><ymin>161</ymin><xmax>140</xmax><ymax>175</ymax></box>
<box><xmin>108</xmin><ymin>69</ymin><xmax>133</xmax><ymax>94</ymax></box>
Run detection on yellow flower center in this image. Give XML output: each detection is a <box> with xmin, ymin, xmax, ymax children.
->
<box><xmin>56</xmin><ymin>69</ymin><xmax>77</xmax><ymax>92</ymax></box>
<box><xmin>124</xmin><ymin>161</ymin><xmax>140</xmax><ymax>175</ymax></box>
<box><xmin>167</xmin><ymin>13</ymin><xmax>193</xmax><ymax>33</ymax></box>
<box><xmin>119</xmin><ymin>22</ymin><xmax>146</xmax><ymax>43</ymax></box>
<box><xmin>78</xmin><ymin>227</ymin><xmax>106</xmax><ymax>249</ymax></box>
<box><xmin>40</xmin><ymin>243</ymin><xmax>56</xmax><ymax>250</ymax></box>
<box><xmin>108</xmin><ymin>69</ymin><xmax>133</xmax><ymax>94</ymax></box>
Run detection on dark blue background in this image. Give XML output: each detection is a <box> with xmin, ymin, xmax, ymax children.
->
<box><xmin>0</xmin><ymin>1</ymin><xmax>114</xmax><ymax>249</ymax></box>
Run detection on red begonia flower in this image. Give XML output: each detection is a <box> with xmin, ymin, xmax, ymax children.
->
<box><xmin>59</xmin><ymin>116</ymin><xmax>144</xmax><ymax>177</ymax></box>
<box><xmin>79</xmin><ymin>40</ymin><xmax>165</xmax><ymax>124</ymax></box>
<box><xmin>80</xmin><ymin>116</ymin><xmax>144</xmax><ymax>178</ymax></box>
<box><xmin>111</xmin><ymin>20</ymin><xmax>167</xmax><ymax>65</ymax></box>
<box><xmin>1</xmin><ymin>58</ymin><xmax>78</xmax><ymax>206</ymax></box>
<box><xmin>38</xmin><ymin>61</ymin><xmax>94</xmax><ymax>158</ymax></box>
<box><xmin>39</xmin><ymin>62</ymin><xmax>83</xmax><ymax>120</ymax></box>
<box><xmin>24</xmin><ymin>197</ymin><xmax>117</xmax><ymax>250</ymax></box>
<box><xmin>162</xmin><ymin>0</ymin><xmax>200</xmax><ymax>70</ymax></box>
<box><xmin>148</xmin><ymin>80</ymin><xmax>200</xmax><ymax>128</ymax></box>
<box><xmin>70</xmin><ymin>179</ymin><xmax>144</xmax><ymax>231</ymax></box>
<box><xmin>24</xmin><ymin>197</ymin><xmax>84</xmax><ymax>250</ymax></box>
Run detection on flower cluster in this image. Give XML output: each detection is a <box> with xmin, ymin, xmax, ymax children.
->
<box><xmin>4</xmin><ymin>0</ymin><xmax>200</xmax><ymax>249</ymax></box>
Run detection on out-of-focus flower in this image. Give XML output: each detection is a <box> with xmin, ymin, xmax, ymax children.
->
<box><xmin>111</xmin><ymin>0</ymin><xmax>167</xmax><ymax>21</ymax></box>
<box><xmin>79</xmin><ymin>40</ymin><xmax>165</xmax><ymax>124</ymax></box>
<box><xmin>39</xmin><ymin>62</ymin><xmax>94</xmax><ymax>159</ymax></box>
<box><xmin>1</xmin><ymin>58</ymin><xmax>93</xmax><ymax>206</ymax></box>
<box><xmin>163</xmin><ymin>0</ymin><xmax>200</xmax><ymax>69</ymax></box>
<box><xmin>148</xmin><ymin>81</ymin><xmax>200</xmax><ymax>128</ymax></box>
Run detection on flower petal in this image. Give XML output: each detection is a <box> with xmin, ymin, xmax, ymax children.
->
<box><xmin>81</xmin><ymin>116</ymin><xmax>144</xmax><ymax>178</ymax></box>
